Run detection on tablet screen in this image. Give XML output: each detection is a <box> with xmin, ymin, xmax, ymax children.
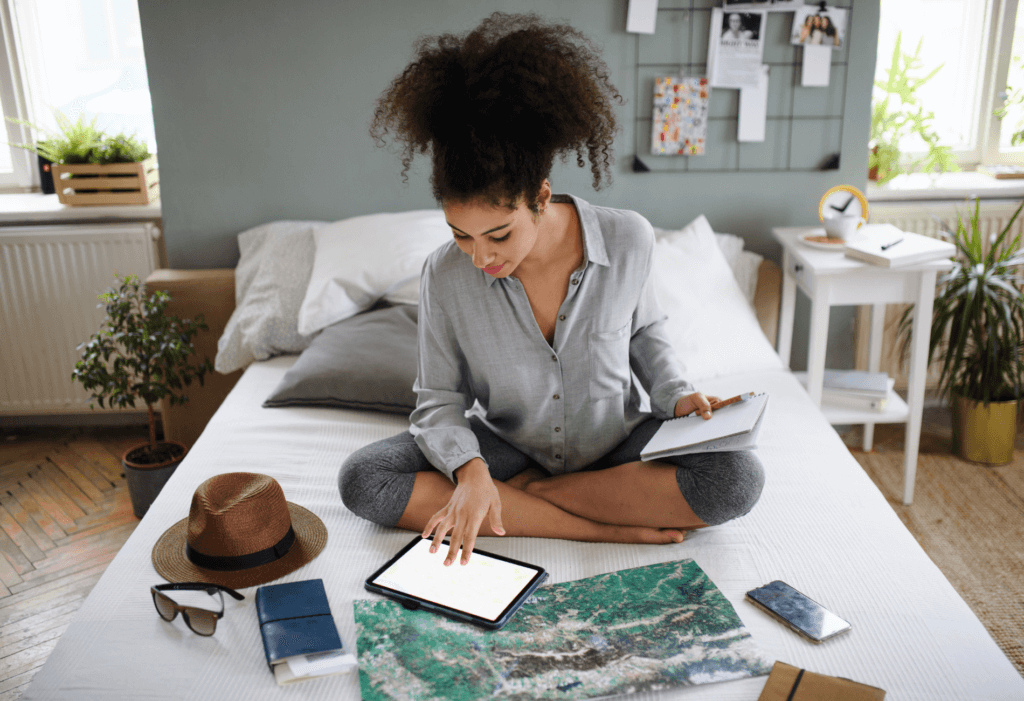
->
<box><xmin>369</xmin><ymin>538</ymin><xmax>542</xmax><ymax>622</ymax></box>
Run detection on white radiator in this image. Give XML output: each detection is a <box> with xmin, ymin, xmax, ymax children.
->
<box><xmin>857</xmin><ymin>199</ymin><xmax>1024</xmax><ymax>388</ymax></box>
<box><xmin>0</xmin><ymin>222</ymin><xmax>162</xmax><ymax>414</ymax></box>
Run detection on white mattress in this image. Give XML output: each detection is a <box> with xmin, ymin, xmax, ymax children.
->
<box><xmin>22</xmin><ymin>356</ymin><xmax>1024</xmax><ymax>700</ymax></box>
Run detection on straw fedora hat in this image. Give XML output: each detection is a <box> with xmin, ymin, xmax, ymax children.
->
<box><xmin>152</xmin><ymin>472</ymin><xmax>327</xmax><ymax>589</ymax></box>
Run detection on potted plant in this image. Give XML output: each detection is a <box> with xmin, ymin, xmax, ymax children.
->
<box><xmin>869</xmin><ymin>33</ymin><xmax>958</xmax><ymax>185</ymax></box>
<box><xmin>6</xmin><ymin>109</ymin><xmax>157</xmax><ymax>204</ymax></box>
<box><xmin>898</xmin><ymin>199</ymin><xmax>1024</xmax><ymax>465</ymax></box>
<box><xmin>73</xmin><ymin>274</ymin><xmax>213</xmax><ymax>518</ymax></box>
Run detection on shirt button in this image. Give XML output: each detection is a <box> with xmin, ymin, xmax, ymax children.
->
<box><xmin>559</xmin><ymin>315</ymin><xmax>566</xmax><ymax>321</ymax></box>
<box><xmin>553</xmin><ymin>394</ymin><xmax>560</xmax><ymax>400</ymax></box>
<box><xmin>555</xmin><ymin>454</ymin><xmax>562</xmax><ymax>460</ymax></box>
<box><xmin>551</xmin><ymin>355</ymin><xmax>557</xmax><ymax>362</ymax></box>
<box><xmin>554</xmin><ymin>427</ymin><xmax>561</xmax><ymax>432</ymax></box>
<box><xmin>571</xmin><ymin>279</ymin><xmax>579</xmax><ymax>285</ymax></box>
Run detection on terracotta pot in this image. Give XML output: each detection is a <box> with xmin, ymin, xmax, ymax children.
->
<box><xmin>121</xmin><ymin>441</ymin><xmax>188</xmax><ymax>519</ymax></box>
<box><xmin>951</xmin><ymin>396</ymin><xmax>1018</xmax><ymax>466</ymax></box>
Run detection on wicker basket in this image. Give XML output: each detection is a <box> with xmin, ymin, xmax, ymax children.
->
<box><xmin>52</xmin><ymin>155</ymin><xmax>159</xmax><ymax>206</ymax></box>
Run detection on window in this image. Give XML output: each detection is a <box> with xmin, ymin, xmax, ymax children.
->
<box><xmin>875</xmin><ymin>0</ymin><xmax>1022</xmax><ymax>169</ymax></box>
<box><xmin>0</xmin><ymin>0</ymin><xmax>157</xmax><ymax>192</ymax></box>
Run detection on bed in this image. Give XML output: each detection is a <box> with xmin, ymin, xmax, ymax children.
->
<box><xmin>21</xmin><ymin>210</ymin><xmax>1024</xmax><ymax>700</ymax></box>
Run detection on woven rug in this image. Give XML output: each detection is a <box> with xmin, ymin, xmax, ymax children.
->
<box><xmin>839</xmin><ymin>408</ymin><xmax>1024</xmax><ymax>678</ymax></box>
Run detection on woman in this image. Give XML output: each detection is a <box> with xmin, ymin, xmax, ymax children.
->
<box><xmin>722</xmin><ymin>13</ymin><xmax>754</xmax><ymax>41</ymax></box>
<box><xmin>797</xmin><ymin>14</ymin><xmax>815</xmax><ymax>43</ymax></box>
<box><xmin>341</xmin><ymin>13</ymin><xmax>764</xmax><ymax>567</ymax></box>
<box><xmin>819</xmin><ymin>14</ymin><xmax>840</xmax><ymax>47</ymax></box>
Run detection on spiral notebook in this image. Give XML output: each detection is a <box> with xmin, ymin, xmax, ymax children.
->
<box><xmin>640</xmin><ymin>393</ymin><xmax>769</xmax><ymax>460</ymax></box>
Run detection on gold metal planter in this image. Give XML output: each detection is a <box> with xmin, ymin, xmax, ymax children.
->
<box><xmin>952</xmin><ymin>396</ymin><xmax>1019</xmax><ymax>466</ymax></box>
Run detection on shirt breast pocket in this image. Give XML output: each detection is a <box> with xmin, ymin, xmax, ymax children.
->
<box><xmin>589</xmin><ymin>322</ymin><xmax>631</xmax><ymax>400</ymax></box>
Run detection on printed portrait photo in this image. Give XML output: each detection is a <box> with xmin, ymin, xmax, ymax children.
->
<box><xmin>790</xmin><ymin>5</ymin><xmax>848</xmax><ymax>49</ymax></box>
<box><xmin>721</xmin><ymin>12</ymin><xmax>762</xmax><ymax>42</ymax></box>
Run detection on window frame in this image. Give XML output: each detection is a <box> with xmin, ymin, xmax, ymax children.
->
<box><xmin>882</xmin><ymin>0</ymin><xmax>1024</xmax><ymax>170</ymax></box>
<box><xmin>981</xmin><ymin>0</ymin><xmax>1023</xmax><ymax>165</ymax></box>
<box><xmin>0</xmin><ymin>0</ymin><xmax>37</xmax><ymax>192</ymax></box>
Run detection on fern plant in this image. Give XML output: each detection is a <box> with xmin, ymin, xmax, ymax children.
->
<box><xmin>898</xmin><ymin>200</ymin><xmax>1024</xmax><ymax>405</ymax></box>
<box><xmin>6</xmin><ymin>108</ymin><xmax>150</xmax><ymax>164</ymax></box>
<box><xmin>870</xmin><ymin>33</ymin><xmax>958</xmax><ymax>185</ymax></box>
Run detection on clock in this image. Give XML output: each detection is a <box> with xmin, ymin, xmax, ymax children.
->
<box><xmin>818</xmin><ymin>184</ymin><xmax>869</xmax><ymax>223</ymax></box>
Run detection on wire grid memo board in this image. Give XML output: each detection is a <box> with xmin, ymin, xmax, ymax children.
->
<box><xmin>633</xmin><ymin>0</ymin><xmax>853</xmax><ymax>174</ymax></box>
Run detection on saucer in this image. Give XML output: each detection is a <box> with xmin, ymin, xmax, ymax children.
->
<box><xmin>801</xmin><ymin>233</ymin><xmax>847</xmax><ymax>251</ymax></box>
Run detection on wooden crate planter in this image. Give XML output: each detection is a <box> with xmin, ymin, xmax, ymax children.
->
<box><xmin>52</xmin><ymin>156</ymin><xmax>159</xmax><ymax>206</ymax></box>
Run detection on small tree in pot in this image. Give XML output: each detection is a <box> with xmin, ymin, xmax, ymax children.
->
<box><xmin>898</xmin><ymin>199</ymin><xmax>1024</xmax><ymax>465</ymax></box>
<box><xmin>73</xmin><ymin>274</ymin><xmax>213</xmax><ymax>517</ymax></box>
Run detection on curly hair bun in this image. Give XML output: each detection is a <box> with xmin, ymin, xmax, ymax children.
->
<box><xmin>371</xmin><ymin>12</ymin><xmax>622</xmax><ymax>210</ymax></box>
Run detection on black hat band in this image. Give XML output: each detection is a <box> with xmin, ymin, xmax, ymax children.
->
<box><xmin>185</xmin><ymin>526</ymin><xmax>296</xmax><ymax>572</ymax></box>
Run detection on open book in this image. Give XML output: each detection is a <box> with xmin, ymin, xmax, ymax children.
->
<box><xmin>640</xmin><ymin>393</ymin><xmax>769</xmax><ymax>460</ymax></box>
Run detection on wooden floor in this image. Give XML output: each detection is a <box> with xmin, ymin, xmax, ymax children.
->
<box><xmin>0</xmin><ymin>425</ymin><xmax>142</xmax><ymax>701</ymax></box>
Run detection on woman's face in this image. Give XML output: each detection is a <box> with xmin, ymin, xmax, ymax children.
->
<box><xmin>812</xmin><ymin>15</ymin><xmax>821</xmax><ymax>28</ymax></box>
<box><xmin>821</xmin><ymin>16</ymin><xmax>832</xmax><ymax>29</ymax></box>
<box><xmin>443</xmin><ymin>194</ymin><xmax>546</xmax><ymax>279</ymax></box>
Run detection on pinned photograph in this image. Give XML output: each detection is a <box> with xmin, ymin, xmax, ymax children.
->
<box><xmin>707</xmin><ymin>8</ymin><xmax>767</xmax><ymax>89</ymax></box>
<box><xmin>725</xmin><ymin>0</ymin><xmax>802</xmax><ymax>10</ymax></box>
<box><xmin>791</xmin><ymin>5</ymin><xmax>848</xmax><ymax>49</ymax></box>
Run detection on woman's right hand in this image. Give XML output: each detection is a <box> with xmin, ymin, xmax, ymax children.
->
<box><xmin>422</xmin><ymin>458</ymin><xmax>505</xmax><ymax>566</ymax></box>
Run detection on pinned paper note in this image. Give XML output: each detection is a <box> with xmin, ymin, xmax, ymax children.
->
<box><xmin>626</xmin><ymin>0</ymin><xmax>658</xmax><ymax>34</ymax></box>
<box><xmin>738</xmin><ymin>65</ymin><xmax>769</xmax><ymax>142</ymax></box>
<box><xmin>801</xmin><ymin>45</ymin><xmax>831</xmax><ymax>87</ymax></box>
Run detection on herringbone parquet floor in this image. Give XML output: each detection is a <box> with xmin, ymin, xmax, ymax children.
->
<box><xmin>0</xmin><ymin>425</ymin><xmax>144</xmax><ymax>701</ymax></box>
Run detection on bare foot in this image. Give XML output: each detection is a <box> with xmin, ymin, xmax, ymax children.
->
<box><xmin>504</xmin><ymin>467</ymin><xmax>548</xmax><ymax>491</ymax></box>
<box><xmin>608</xmin><ymin>525</ymin><xmax>686</xmax><ymax>544</ymax></box>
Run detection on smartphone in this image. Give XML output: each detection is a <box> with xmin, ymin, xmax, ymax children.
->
<box><xmin>745</xmin><ymin>580</ymin><xmax>852</xmax><ymax>643</ymax></box>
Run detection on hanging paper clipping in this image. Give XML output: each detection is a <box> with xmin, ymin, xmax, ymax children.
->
<box><xmin>651</xmin><ymin>76</ymin><xmax>710</xmax><ymax>156</ymax></box>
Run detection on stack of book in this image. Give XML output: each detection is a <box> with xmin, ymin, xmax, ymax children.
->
<box><xmin>844</xmin><ymin>224</ymin><xmax>955</xmax><ymax>268</ymax></box>
<box><xmin>796</xmin><ymin>370</ymin><xmax>893</xmax><ymax>412</ymax></box>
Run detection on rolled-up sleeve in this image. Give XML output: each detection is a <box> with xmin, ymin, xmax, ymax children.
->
<box><xmin>629</xmin><ymin>225</ymin><xmax>694</xmax><ymax>419</ymax></box>
<box><xmin>409</xmin><ymin>259</ymin><xmax>483</xmax><ymax>482</ymax></box>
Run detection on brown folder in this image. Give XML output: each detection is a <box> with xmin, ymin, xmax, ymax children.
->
<box><xmin>758</xmin><ymin>661</ymin><xmax>886</xmax><ymax>701</ymax></box>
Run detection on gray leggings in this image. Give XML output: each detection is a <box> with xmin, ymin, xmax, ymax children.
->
<box><xmin>339</xmin><ymin>417</ymin><xmax>764</xmax><ymax>528</ymax></box>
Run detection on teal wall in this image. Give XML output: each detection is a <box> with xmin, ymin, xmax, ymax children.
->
<box><xmin>137</xmin><ymin>0</ymin><xmax>879</xmax><ymax>371</ymax></box>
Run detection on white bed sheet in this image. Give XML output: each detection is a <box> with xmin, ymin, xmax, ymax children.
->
<box><xmin>22</xmin><ymin>356</ymin><xmax>1024</xmax><ymax>700</ymax></box>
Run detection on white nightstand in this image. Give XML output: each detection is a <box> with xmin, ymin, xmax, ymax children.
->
<box><xmin>772</xmin><ymin>226</ymin><xmax>954</xmax><ymax>505</ymax></box>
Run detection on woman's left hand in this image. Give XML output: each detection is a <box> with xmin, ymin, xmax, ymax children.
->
<box><xmin>674</xmin><ymin>392</ymin><xmax>721</xmax><ymax>420</ymax></box>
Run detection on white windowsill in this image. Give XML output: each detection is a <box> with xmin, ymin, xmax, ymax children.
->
<box><xmin>867</xmin><ymin>172</ymin><xmax>1024</xmax><ymax>202</ymax></box>
<box><xmin>0</xmin><ymin>192</ymin><xmax>161</xmax><ymax>224</ymax></box>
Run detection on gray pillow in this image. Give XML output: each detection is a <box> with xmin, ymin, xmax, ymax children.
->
<box><xmin>263</xmin><ymin>304</ymin><xmax>419</xmax><ymax>414</ymax></box>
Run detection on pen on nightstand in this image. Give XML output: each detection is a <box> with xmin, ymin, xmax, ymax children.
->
<box><xmin>881</xmin><ymin>238</ymin><xmax>903</xmax><ymax>251</ymax></box>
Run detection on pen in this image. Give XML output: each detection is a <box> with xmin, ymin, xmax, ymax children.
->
<box><xmin>881</xmin><ymin>238</ymin><xmax>903</xmax><ymax>251</ymax></box>
<box><xmin>682</xmin><ymin>392</ymin><xmax>755</xmax><ymax>416</ymax></box>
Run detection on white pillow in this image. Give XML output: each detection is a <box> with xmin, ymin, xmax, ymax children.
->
<box><xmin>652</xmin><ymin>216</ymin><xmax>783</xmax><ymax>383</ymax></box>
<box><xmin>216</xmin><ymin>221</ymin><xmax>328</xmax><ymax>374</ymax></box>
<box><xmin>654</xmin><ymin>217</ymin><xmax>763</xmax><ymax>304</ymax></box>
<box><xmin>298</xmin><ymin>210</ymin><xmax>451</xmax><ymax>335</ymax></box>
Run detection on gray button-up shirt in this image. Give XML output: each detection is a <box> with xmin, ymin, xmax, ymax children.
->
<box><xmin>410</xmin><ymin>193</ymin><xmax>694</xmax><ymax>482</ymax></box>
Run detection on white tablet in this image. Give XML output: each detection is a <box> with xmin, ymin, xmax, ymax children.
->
<box><xmin>365</xmin><ymin>536</ymin><xmax>547</xmax><ymax>630</ymax></box>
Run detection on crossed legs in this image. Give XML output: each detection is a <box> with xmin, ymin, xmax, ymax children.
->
<box><xmin>339</xmin><ymin>418</ymin><xmax>764</xmax><ymax>544</ymax></box>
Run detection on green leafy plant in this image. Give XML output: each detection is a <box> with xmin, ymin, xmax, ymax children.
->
<box><xmin>898</xmin><ymin>199</ymin><xmax>1024</xmax><ymax>404</ymax></box>
<box><xmin>6</xmin><ymin>108</ymin><xmax>150</xmax><ymax>164</ymax></box>
<box><xmin>72</xmin><ymin>274</ymin><xmax>213</xmax><ymax>461</ymax></box>
<box><xmin>870</xmin><ymin>33</ymin><xmax>958</xmax><ymax>185</ymax></box>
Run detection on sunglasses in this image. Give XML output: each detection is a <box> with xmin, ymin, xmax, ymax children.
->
<box><xmin>151</xmin><ymin>583</ymin><xmax>245</xmax><ymax>636</ymax></box>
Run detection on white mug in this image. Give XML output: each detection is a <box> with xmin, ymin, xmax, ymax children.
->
<box><xmin>824</xmin><ymin>214</ymin><xmax>865</xmax><ymax>240</ymax></box>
